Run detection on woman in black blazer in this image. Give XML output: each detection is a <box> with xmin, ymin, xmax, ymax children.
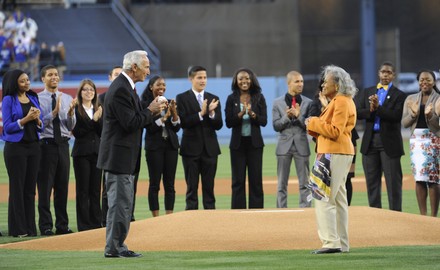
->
<box><xmin>141</xmin><ymin>76</ymin><xmax>180</xmax><ymax>217</ymax></box>
<box><xmin>2</xmin><ymin>69</ymin><xmax>43</xmax><ymax>237</ymax></box>
<box><xmin>225</xmin><ymin>68</ymin><xmax>267</xmax><ymax>209</ymax></box>
<box><xmin>71</xmin><ymin>79</ymin><xmax>103</xmax><ymax>231</ymax></box>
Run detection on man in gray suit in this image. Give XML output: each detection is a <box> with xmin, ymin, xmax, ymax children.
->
<box><xmin>273</xmin><ymin>71</ymin><xmax>312</xmax><ymax>208</ymax></box>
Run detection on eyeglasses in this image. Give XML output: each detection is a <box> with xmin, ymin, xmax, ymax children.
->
<box><xmin>82</xmin><ymin>88</ymin><xmax>95</xmax><ymax>92</ymax></box>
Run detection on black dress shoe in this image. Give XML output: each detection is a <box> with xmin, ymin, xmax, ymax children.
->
<box><xmin>311</xmin><ymin>248</ymin><xmax>342</xmax><ymax>254</ymax></box>
<box><xmin>56</xmin><ymin>228</ymin><xmax>74</xmax><ymax>235</ymax></box>
<box><xmin>104</xmin><ymin>253</ymin><xmax>121</xmax><ymax>258</ymax></box>
<box><xmin>13</xmin><ymin>234</ymin><xmax>28</xmax><ymax>238</ymax></box>
<box><xmin>120</xmin><ymin>250</ymin><xmax>142</xmax><ymax>258</ymax></box>
<box><xmin>42</xmin><ymin>229</ymin><xmax>54</xmax><ymax>236</ymax></box>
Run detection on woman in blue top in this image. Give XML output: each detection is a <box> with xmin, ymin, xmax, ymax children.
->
<box><xmin>2</xmin><ymin>69</ymin><xmax>43</xmax><ymax>237</ymax></box>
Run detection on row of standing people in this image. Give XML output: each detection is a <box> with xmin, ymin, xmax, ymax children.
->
<box><xmin>96</xmin><ymin>57</ymin><xmax>439</xmax><ymax>257</ymax></box>
<box><xmin>2</xmin><ymin>65</ymin><xmax>76</xmax><ymax>237</ymax></box>
<box><xmin>2</xmin><ymin>52</ymin><xmax>439</xmax><ymax>255</ymax></box>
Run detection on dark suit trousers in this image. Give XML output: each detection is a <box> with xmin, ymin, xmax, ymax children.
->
<box><xmin>362</xmin><ymin>133</ymin><xmax>402</xmax><ymax>211</ymax></box>
<box><xmin>37</xmin><ymin>141</ymin><xmax>71</xmax><ymax>233</ymax></box>
<box><xmin>230</xmin><ymin>137</ymin><xmax>264</xmax><ymax>209</ymax></box>
<box><xmin>182</xmin><ymin>149</ymin><xmax>217</xmax><ymax>210</ymax></box>
<box><xmin>73</xmin><ymin>154</ymin><xmax>102</xmax><ymax>231</ymax></box>
<box><xmin>4</xmin><ymin>142</ymin><xmax>40</xmax><ymax>236</ymax></box>
<box><xmin>146</xmin><ymin>142</ymin><xmax>177</xmax><ymax>211</ymax></box>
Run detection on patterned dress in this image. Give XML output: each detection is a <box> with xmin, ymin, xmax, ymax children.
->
<box><xmin>409</xmin><ymin>128</ymin><xmax>440</xmax><ymax>184</ymax></box>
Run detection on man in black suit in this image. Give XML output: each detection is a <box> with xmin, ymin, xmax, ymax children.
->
<box><xmin>97</xmin><ymin>50</ymin><xmax>164</xmax><ymax>258</ymax></box>
<box><xmin>355</xmin><ymin>61</ymin><xmax>406</xmax><ymax>211</ymax></box>
<box><xmin>98</xmin><ymin>65</ymin><xmax>125</xmax><ymax>227</ymax></box>
<box><xmin>176</xmin><ymin>66</ymin><xmax>223</xmax><ymax>210</ymax></box>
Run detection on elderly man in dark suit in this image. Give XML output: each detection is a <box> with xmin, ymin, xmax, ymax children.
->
<box><xmin>355</xmin><ymin>61</ymin><xmax>406</xmax><ymax>212</ymax></box>
<box><xmin>176</xmin><ymin>66</ymin><xmax>223</xmax><ymax>210</ymax></box>
<box><xmin>98</xmin><ymin>50</ymin><xmax>164</xmax><ymax>258</ymax></box>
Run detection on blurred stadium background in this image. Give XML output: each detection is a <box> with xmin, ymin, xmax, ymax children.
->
<box><xmin>0</xmin><ymin>0</ymin><xmax>439</xmax><ymax>140</ymax></box>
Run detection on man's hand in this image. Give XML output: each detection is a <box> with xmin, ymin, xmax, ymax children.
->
<box><xmin>200</xmin><ymin>99</ymin><xmax>208</xmax><ymax>116</ymax></box>
<box><xmin>148</xmin><ymin>96</ymin><xmax>166</xmax><ymax>115</ymax></box>
<box><xmin>292</xmin><ymin>103</ymin><xmax>300</xmax><ymax>118</ymax></box>
<box><xmin>208</xmin><ymin>98</ymin><xmax>219</xmax><ymax>114</ymax></box>
<box><xmin>53</xmin><ymin>93</ymin><xmax>62</xmax><ymax>117</ymax></box>
<box><xmin>368</xmin><ymin>94</ymin><xmax>379</xmax><ymax>112</ymax></box>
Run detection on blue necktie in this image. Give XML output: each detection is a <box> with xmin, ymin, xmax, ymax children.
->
<box><xmin>197</xmin><ymin>93</ymin><xmax>203</xmax><ymax>108</ymax></box>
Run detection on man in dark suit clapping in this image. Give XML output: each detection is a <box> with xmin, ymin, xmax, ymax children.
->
<box><xmin>176</xmin><ymin>66</ymin><xmax>223</xmax><ymax>210</ymax></box>
<box><xmin>97</xmin><ymin>50</ymin><xmax>164</xmax><ymax>258</ymax></box>
<box><xmin>355</xmin><ymin>62</ymin><xmax>406</xmax><ymax>212</ymax></box>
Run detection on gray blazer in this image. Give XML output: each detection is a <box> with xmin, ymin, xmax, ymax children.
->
<box><xmin>272</xmin><ymin>94</ymin><xmax>312</xmax><ymax>156</ymax></box>
<box><xmin>402</xmin><ymin>90</ymin><xmax>440</xmax><ymax>137</ymax></box>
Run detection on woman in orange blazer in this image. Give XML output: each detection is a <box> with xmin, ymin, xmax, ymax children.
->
<box><xmin>306</xmin><ymin>65</ymin><xmax>357</xmax><ymax>254</ymax></box>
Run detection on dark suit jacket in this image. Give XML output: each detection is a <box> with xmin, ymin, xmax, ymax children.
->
<box><xmin>176</xmin><ymin>89</ymin><xmax>223</xmax><ymax>157</ymax></box>
<box><xmin>98</xmin><ymin>92</ymin><xmax>106</xmax><ymax>106</ymax></box>
<box><xmin>355</xmin><ymin>85</ymin><xmax>407</xmax><ymax>158</ymax></box>
<box><xmin>71</xmin><ymin>106</ymin><xmax>102</xmax><ymax>157</ymax></box>
<box><xmin>225</xmin><ymin>92</ymin><xmax>267</xmax><ymax>150</ymax></box>
<box><xmin>144</xmin><ymin>101</ymin><xmax>180</xmax><ymax>151</ymax></box>
<box><xmin>97</xmin><ymin>74</ymin><xmax>154</xmax><ymax>174</ymax></box>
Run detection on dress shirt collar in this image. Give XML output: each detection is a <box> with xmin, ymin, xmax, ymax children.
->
<box><xmin>42</xmin><ymin>89</ymin><xmax>59</xmax><ymax>96</ymax></box>
<box><xmin>122</xmin><ymin>71</ymin><xmax>136</xmax><ymax>91</ymax></box>
<box><xmin>192</xmin><ymin>88</ymin><xmax>204</xmax><ymax>98</ymax></box>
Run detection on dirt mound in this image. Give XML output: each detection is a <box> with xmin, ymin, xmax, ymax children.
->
<box><xmin>1</xmin><ymin>206</ymin><xmax>438</xmax><ymax>252</ymax></box>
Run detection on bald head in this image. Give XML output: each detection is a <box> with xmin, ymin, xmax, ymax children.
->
<box><xmin>286</xmin><ymin>70</ymin><xmax>304</xmax><ymax>96</ymax></box>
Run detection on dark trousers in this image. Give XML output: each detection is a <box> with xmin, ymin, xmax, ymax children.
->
<box><xmin>146</xmin><ymin>142</ymin><xmax>177</xmax><ymax>211</ymax></box>
<box><xmin>101</xmin><ymin>172</ymin><xmax>138</xmax><ymax>226</ymax></box>
<box><xmin>182</xmin><ymin>149</ymin><xmax>217</xmax><ymax>210</ymax></box>
<box><xmin>4</xmin><ymin>141</ymin><xmax>40</xmax><ymax>236</ymax></box>
<box><xmin>363</xmin><ymin>133</ymin><xmax>402</xmax><ymax>211</ymax></box>
<box><xmin>37</xmin><ymin>141</ymin><xmax>71</xmax><ymax>233</ymax></box>
<box><xmin>230</xmin><ymin>137</ymin><xmax>264</xmax><ymax>209</ymax></box>
<box><xmin>73</xmin><ymin>154</ymin><xmax>102</xmax><ymax>231</ymax></box>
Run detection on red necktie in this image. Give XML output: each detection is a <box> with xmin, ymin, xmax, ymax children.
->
<box><xmin>291</xmin><ymin>96</ymin><xmax>296</xmax><ymax>108</ymax></box>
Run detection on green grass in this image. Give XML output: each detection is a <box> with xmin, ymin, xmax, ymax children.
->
<box><xmin>0</xmin><ymin>246</ymin><xmax>439</xmax><ymax>270</ymax></box>
<box><xmin>0</xmin><ymin>141</ymin><xmax>434</xmax><ymax>269</ymax></box>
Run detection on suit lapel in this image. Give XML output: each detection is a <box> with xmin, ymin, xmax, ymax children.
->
<box><xmin>382</xmin><ymin>86</ymin><xmax>396</xmax><ymax>107</ymax></box>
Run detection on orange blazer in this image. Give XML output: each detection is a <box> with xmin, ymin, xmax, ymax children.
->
<box><xmin>307</xmin><ymin>95</ymin><xmax>356</xmax><ymax>155</ymax></box>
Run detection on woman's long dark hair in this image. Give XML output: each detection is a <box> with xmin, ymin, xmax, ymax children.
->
<box><xmin>76</xmin><ymin>79</ymin><xmax>98</xmax><ymax>119</ymax></box>
<box><xmin>2</xmin><ymin>69</ymin><xmax>37</xmax><ymax>100</ymax></box>
<box><xmin>141</xmin><ymin>75</ymin><xmax>163</xmax><ymax>107</ymax></box>
<box><xmin>231</xmin><ymin>68</ymin><xmax>262</xmax><ymax>98</ymax></box>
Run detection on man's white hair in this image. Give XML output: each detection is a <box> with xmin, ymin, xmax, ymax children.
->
<box><xmin>122</xmin><ymin>50</ymin><xmax>148</xmax><ymax>71</ymax></box>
